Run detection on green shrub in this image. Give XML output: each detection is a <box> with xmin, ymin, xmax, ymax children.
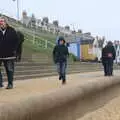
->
<box><xmin>69</xmin><ymin>53</ymin><xmax>78</xmax><ymax>61</ymax></box>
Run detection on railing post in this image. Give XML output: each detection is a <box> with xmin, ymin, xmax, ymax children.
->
<box><xmin>45</xmin><ymin>40</ymin><xmax>48</xmax><ymax>49</ymax></box>
<box><xmin>33</xmin><ymin>30</ymin><xmax>35</xmax><ymax>44</ymax></box>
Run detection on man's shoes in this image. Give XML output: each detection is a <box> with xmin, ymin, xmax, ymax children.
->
<box><xmin>109</xmin><ymin>74</ymin><xmax>113</xmax><ymax>77</ymax></box>
<box><xmin>104</xmin><ymin>74</ymin><xmax>108</xmax><ymax>76</ymax></box>
<box><xmin>6</xmin><ymin>84</ymin><xmax>13</xmax><ymax>89</ymax></box>
<box><xmin>0</xmin><ymin>84</ymin><xmax>4</xmax><ymax>88</ymax></box>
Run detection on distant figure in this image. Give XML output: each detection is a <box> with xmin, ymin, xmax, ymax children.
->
<box><xmin>0</xmin><ymin>17</ymin><xmax>19</xmax><ymax>89</ymax></box>
<box><xmin>102</xmin><ymin>41</ymin><xmax>116</xmax><ymax>76</ymax></box>
<box><xmin>53</xmin><ymin>37</ymin><xmax>69</xmax><ymax>84</ymax></box>
<box><xmin>56</xmin><ymin>36</ymin><xmax>59</xmax><ymax>45</ymax></box>
<box><xmin>16</xmin><ymin>31</ymin><xmax>24</xmax><ymax>62</ymax></box>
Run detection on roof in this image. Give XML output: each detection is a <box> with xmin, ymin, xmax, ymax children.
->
<box><xmin>65</xmin><ymin>33</ymin><xmax>95</xmax><ymax>44</ymax></box>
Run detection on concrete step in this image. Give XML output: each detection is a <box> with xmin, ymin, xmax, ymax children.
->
<box><xmin>2</xmin><ymin>67</ymin><xmax>103</xmax><ymax>76</ymax></box>
<box><xmin>1</xmin><ymin>63</ymin><xmax>102</xmax><ymax>71</ymax></box>
<box><xmin>1</xmin><ymin>65</ymin><xmax>103</xmax><ymax>74</ymax></box>
<box><xmin>3</xmin><ymin>69</ymin><xmax>102</xmax><ymax>81</ymax></box>
<box><xmin>1</xmin><ymin>61</ymin><xmax>119</xmax><ymax>80</ymax></box>
<box><xmin>15</xmin><ymin>61</ymin><xmax>101</xmax><ymax>66</ymax></box>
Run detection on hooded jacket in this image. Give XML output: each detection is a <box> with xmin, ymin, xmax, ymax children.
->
<box><xmin>53</xmin><ymin>43</ymin><xmax>69</xmax><ymax>63</ymax></box>
<box><xmin>102</xmin><ymin>42</ymin><xmax>116</xmax><ymax>62</ymax></box>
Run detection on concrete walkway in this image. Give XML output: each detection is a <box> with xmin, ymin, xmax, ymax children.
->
<box><xmin>78</xmin><ymin>88</ymin><xmax>120</xmax><ymax>120</ymax></box>
<box><xmin>0</xmin><ymin>70</ymin><xmax>120</xmax><ymax>120</ymax></box>
<box><xmin>0</xmin><ymin>70</ymin><xmax>119</xmax><ymax>105</ymax></box>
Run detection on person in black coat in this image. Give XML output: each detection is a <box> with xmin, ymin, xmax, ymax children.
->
<box><xmin>102</xmin><ymin>41</ymin><xmax>116</xmax><ymax>76</ymax></box>
<box><xmin>53</xmin><ymin>37</ymin><xmax>69</xmax><ymax>84</ymax></box>
<box><xmin>0</xmin><ymin>17</ymin><xmax>19</xmax><ymax>89</ymax></box>
<box><xmin>16</xmin><ymin>31</ymin><xmax>24</xmax><ymax>62</ymax></box>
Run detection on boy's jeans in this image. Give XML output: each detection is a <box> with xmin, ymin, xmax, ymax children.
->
<box><xmin>56</xmin><ymin>62</ymin><xmax>67</xmax><ymax>81</ymax></box>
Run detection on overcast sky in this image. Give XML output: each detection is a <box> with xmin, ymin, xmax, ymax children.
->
<box><xmin>0</xmin><ymin>0</ymin><xmax>120</xmax><ymax>40</ymax></box>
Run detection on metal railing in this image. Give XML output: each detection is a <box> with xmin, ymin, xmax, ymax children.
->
<box><xmin>10</xmin><ymin>21</ymin><xmax>55</xmax><ymax>49</ymax></box>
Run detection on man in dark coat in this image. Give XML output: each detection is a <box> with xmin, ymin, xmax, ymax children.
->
<box><xmin>102</xmin><ymin>41</ymin><xmax>116</xmax><ymax>76</ymax></box>
<box><xmin>53</xmin><ymin>37</ymin><xmax>69</xmax><ymax>84</ymax></box>
<box><xmin>0</xmin><ymin>17</ymin><xmax>19</xmax><ymax>89</ymax></box>
<box><xmin>16</xmin><ymin>31</ymin><xmax>24</xmax><ymax>62</ymax></box>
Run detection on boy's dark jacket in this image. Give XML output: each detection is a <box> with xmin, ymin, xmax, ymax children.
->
<box><xmin>0</xmin><ymin>26</ymin><xmax>19</xmax><ymax>58</ymax></box>
<box><xmin>53</xmin><ymin>44</ymin><xmax>69</xmax><ymax>63</ymax></box>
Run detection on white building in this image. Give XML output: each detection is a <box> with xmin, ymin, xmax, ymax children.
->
<box><xmin>21</xmin><ymin>12</ymin><xmax>72</xmax><ymax>35</ymax></box>
<box><xmin>114</xmin><ymin>41</ymin><xmax>120</xmax><ymax>64</ymax></box>
<box><xmin>92</xmin><ymin>36</ymin><xmax>105</xmax><ymax>61</ymax></box>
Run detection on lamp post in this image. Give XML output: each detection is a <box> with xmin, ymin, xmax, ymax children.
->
<box><xmin>71</xmin><ymin>24</ymin><xmax>76</xmax><ymax>40</ymax></box>
<box><xmin>12</xmin><ymin>0</ymin><xmax>19</xmax><ymax>20</ymax></box>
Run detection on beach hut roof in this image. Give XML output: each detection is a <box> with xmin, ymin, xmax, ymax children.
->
<box><xmin>65</xmin><ymin>33</ymin><xmax>94</xmax><ymax>44</ymax></box>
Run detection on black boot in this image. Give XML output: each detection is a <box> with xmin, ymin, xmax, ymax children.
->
<box><xmin>6</xmin><ymin>71</ymin><xmax>14</xmax><ymax>89</ymax></box>
<box><xmin>6</xmin><ymin>84</ymin><xmax>13</xmax><ymax>89</ymax></box>
<box><xmin>104</xmin><ymin>74</ymin><xmax>108</xmax><ymax>76</ymax></box>
<box><xmin>0</xmin><ymin>84</ymin><xmax>4</xmax><ymax>88</ymax></box>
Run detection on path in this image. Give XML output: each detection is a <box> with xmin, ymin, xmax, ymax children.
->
<box><xmin>0</xmin><ymin>71</ymin><xmax>108</xmax><ymax>104</ymax></box>
<box><xmin>0</xmin><ymin>70</ymin><xmax>120</xmax><ymax>120</ymax></box>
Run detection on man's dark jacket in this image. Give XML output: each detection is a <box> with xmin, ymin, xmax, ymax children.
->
<box><xmin>0</xmin><ymin>26</ymin><xmax>19</xmax><ymax>58</ymax></box>
<box><xmin>102</xmin><ymin>45</ymin><xmax>116</xmax><ymax>63</ymax></box>
<box><xmin>53</xmin><ymin>44</ymin><xmax>69</xmax><ymax>63</ymax></box>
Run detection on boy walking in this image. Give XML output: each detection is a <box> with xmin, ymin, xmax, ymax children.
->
<box><xmin>53</xmin><ymin>37</ymin><xmax>69</xmax><ymax>84</ymax></box>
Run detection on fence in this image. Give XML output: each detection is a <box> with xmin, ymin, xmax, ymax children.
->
<box><xmin>24</xmin><ymin>30</ymin><xmax>55</xmax><ymax>49</ymax></box>
<box><xmin>10</xmin><ymin>21</ymin><xmax>55</xmax><ymax>50</ymax></box>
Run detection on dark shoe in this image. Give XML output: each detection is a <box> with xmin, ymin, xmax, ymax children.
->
<box><xmin>59</xmin><ymin>76</ymin><xmax>62</xmax><ymax>80</ymax></box>
<box><xmin>104</xmin><ymin>74</ymin><xmax>109</xmax><ymax>77</ymax></box>
<box><xmin>107</xmin><ymin>73</ymin><xmax>113</xmax><ymax>77</ymax></box>
<box><xmin>0</xmin><ymin>84</ymin><xmax>4</xmax><ymax>88</ymax></box>
<box><xmin>110</xmin><ymin>73</ymin><xmax>113</xmax><ymax>76</ymax></box>
<box><xmin>109</xmin><ymin>74</ymin><xmax>113</xmax><ymax>77</ymax></box>
<box><xmin>62</xmin><ymin>80</ymin><xmax>66</xmax><ymax>85</ymax></box>
<box><xmin>6</xmin><ymin>84</ymin><xmax>13</xmax><ymax>89</ymax></box>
